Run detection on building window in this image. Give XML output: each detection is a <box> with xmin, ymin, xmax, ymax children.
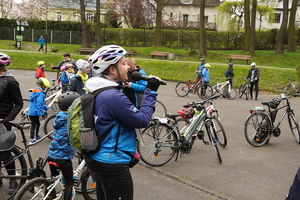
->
<box><xmin>183</xmin><ymin>14</ymin><xmax>188</xmax><ymax>22</ymax></box>
<box><xmin>170</xmin><ymin>12</ymin><xmax>173</xmax><ymax>19</ymax></box>
<box><xmin>72</xmin><ymin>12</ymin><xmax>77</xmax><ymax>19</ymax></box>
<box><xmin>86</xmin><ymin>13</ymin><xmax>94</xmax><ymax>23</ymax></box>
<box><xmin>57</xmin><ymin>12</ymin><xmax>62</xmax><ymax>21</ymax></box>
<box><xmin>204</xmin><ymin>16</ymin><xmax>208</xmax><ymax>22</ymax></box>
<box><xmin>270</xmin><ymin>13</ymin><xmax>281</xmax><ymax>23</ymax></box>
<box><xmin>183</xmin><ymin>0</ymin><xmax>190</xmax><ymax>3</ymax></box>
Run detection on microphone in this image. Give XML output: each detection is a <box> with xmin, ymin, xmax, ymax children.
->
<box><xmin>131</xmin><ymin>72</ymin><xmax>167</xmax><ymax>85</ymax></box>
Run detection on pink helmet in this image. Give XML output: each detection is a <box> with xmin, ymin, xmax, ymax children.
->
<box><xmin>0</xmin><ymin>52</ymin><xmax>11</xmax><ymax>68</ymax></box>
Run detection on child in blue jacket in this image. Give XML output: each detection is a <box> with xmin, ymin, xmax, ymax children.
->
<box><xmin>28</xmin><ymin>78</ymin><xmax>50</xmax><ymax>144</ymax></box>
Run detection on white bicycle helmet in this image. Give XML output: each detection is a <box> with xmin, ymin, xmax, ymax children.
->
<box><xmin>88</xmin><ymin>45</ymin><xmax>127</xmax><ymax>74</ymax></box>
<box><xmin>0</xmin><ymin>52</ymin><xmax>11</xmax><ymax>68</ymax></box>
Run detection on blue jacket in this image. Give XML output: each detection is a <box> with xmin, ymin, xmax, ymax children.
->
<box><xmin>37</xmin><ymin>38</ymin><xmax>45</xmax><ymax>45</ymax></box>
<box><xmin>197</xmin><ymin>62</ymin><xmax>206</xmax><ymax>79</ymax></box>
<box><xmin>202</xmin><ymin>68</ymin><xmax>210</xmax><ymax>82</ymax></box>
<box><xmin>48</xmin><ymin>112</ymin><xmax>74</xmax><ymax>160</ymax></box>
<box><xmin>85</xmin><ymin>77</ymin><xmax>156</xmax><ymax>164</ymax></box>
<box><xmin>28</xmin><ymin>87</ymin><xmax>49</xmax><ymax>116</ymax></box>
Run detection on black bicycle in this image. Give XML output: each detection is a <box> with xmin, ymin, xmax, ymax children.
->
<box><xmin>238</xmin><ymin>78</ymin><xmax>251</xmax><ymax>100</ymax></box>
<box><xmin>244</xmin><ymin>93</ymin><xmax>300</xmax><ymax>147</ymax></box>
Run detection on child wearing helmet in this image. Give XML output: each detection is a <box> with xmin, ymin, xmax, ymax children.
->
<box><xmin>47</xmin><ymin>92</ymin><xmax>80</xmax><ymax>200</ymax></box>
<box><xmin>28</xmin><ymin>78</ymin><xmax>51</xmax><ymax>144</ymax></box>
<box><xmin>35</xmin><ymin>61</ymin><xmax>46</xmax><ymax>80</ymax></box>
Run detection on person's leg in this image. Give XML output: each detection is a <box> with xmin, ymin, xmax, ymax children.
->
<box><xmin>29</xmin><ymin>116</ymin><xmax>39</xmax><ymax>140</ymax></box>
<box><xmin>255</xmin><ymin>82</ymin><xmax>259</xmax><ymax>100</ymax></box>
<box><xmin>55</xmin><ymin>160</ymin><xmax>73</xmax><ymax>200</ymax></box>
<box><xmin>250</xmin><ymin>82</ymin><xmax>254</xmax><ymax>99</ymax></box>
<box><xmin>87</xmin><ymin>160</ymin><xmax>133</xmax><ymax>200</ymax></box>
<box><xmin>35</xmin><ymin>118</ymin><xmax>41</xmax><ymax>139</ymax></box>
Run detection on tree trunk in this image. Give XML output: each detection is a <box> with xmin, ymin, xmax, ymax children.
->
<box><xmin>276</xmin><ymin>0</ymin><xmax>289</xmax><ymax>55</ymax></box>
<box><xmin>154</xmin><ymin>0</ymin><xmax>162</xmax><ymax>47</ymax></box>
<box><xmin>96</xmin><ymin>0</ymin><xmax>101</xmax><ymax>48</ymax></box>
<box><xmin>80</xmin><ymin>0</ymin><xmax>91</xmax><ymax>48</ymax></box>
<box><xmin>250</xmin><ymin>0</ymin><xmax>256</xmax><ymax>56</ymax></box>
<box><xmin>199</xmin><ymin>0</ymin><xmax>207</xmax><ymax>57</ymax></box>
<box><xmin>288</xmin><ymin>0</ymin><xmax>297</xmax><ymax>52</ymax></box>
<box><xmin>244</xmin><ymin>0</ymin><xmax>250</xmax><ymax>51</ymax></box>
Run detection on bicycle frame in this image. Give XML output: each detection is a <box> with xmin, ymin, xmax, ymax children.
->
<box><xmin>45</xmin><ymin>89</ymin><xmax>62</xmax><ymax>109</ymax></box>
<box><xmin>212</xmin><ymin>79</ymin><xmax>231</xmax><ymax>94</ymax></box>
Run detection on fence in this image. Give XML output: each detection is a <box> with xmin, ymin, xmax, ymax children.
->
<box><xmin>1</xmin><ymin>26</ymin><xmax>300</xmax><ymax>50</ymax></box>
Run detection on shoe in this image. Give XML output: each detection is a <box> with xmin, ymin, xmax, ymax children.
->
<box><xmin>255</xmin><ymin>98</ymin><xmax>257</xmax><ymax>100</ymax></box>
<box><xmin>35</xmin><ymin>136</ymin><xmax>42</xmax><ymax>141</ymax></box>
<box><xmin>29</xmin><ymin>138</ymin><xmax>36</xmax><ymax>144</ymax></box>
<box><xmin>8</xmin><ymin>179</ymin><xmax>18</xmax><ymax>195</ymax></box>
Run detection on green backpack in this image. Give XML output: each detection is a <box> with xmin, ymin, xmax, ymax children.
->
<box><xmin>67</xmin><ymin>86</ymin><xmax>116</xmax><ymax>153</ymax></box>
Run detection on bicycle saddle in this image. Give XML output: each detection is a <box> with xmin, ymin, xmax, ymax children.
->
<box><xmin>9</xmin><ymin>121</ymin><xmax>31</xmax><ymax>128</ymax></box>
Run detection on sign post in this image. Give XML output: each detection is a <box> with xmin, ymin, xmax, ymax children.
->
<box><xmin>15</xmin><ymin>20</ymin><xmax>29</xmax><ymax>49</ymax></box>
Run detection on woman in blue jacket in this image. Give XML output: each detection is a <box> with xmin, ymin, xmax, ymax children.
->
<box><xmin>85</xmin><ymin>45</ymin><xmax>162</xmax><ymax>200</ymax></box>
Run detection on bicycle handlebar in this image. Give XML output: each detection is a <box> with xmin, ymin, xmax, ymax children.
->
<box><xmin>184</xmin><ymin>94</ymin><xmax>223</xmax><ymax>108</ymax></box>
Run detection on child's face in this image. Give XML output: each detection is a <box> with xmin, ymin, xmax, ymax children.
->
<box><xmin>67</xmin><ymin>68</ymin><xmax>74</xmax><ymax>73</ymax></box>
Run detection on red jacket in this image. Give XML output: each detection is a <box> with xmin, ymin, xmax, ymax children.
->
<box><xmin>35</xmin><ymin>67</ymin><xmax>45</xmax><ymax>79</ymax></box>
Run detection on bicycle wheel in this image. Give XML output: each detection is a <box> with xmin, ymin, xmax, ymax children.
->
<box><xmin>211</xmin><ymin>116</ymin><xmax>227</xmax><ymax>147</ymax></box>
<box><xmin>175</xmin><ymin>82</ymin><xmax>190</xmax><ymax>97</ymax></box>
<box><xmin>152</xmin><ymin>100</ymin><xmax>167</xmax><ymax>118</ymax></box>
<box><xmin>15</xmin><ymin>99</ymin><xmax>31</xmax><ymax>129</ymax></box>
<box><xmin>0</xmin><ymin>146</ymin><xmax>27</xmax><ymax>199</ymax></box>
<box><xmin>43</xmin><ymin>114</ymin><xmax>56</xmax><ymax>140</ymax></box>
<box><xmin>13</xmin><ymin>177</ymin><xmax>55</xmax><ymax>200</ymax></box>
<box><xmin>205</xmin><ymin>120</ymin><xmax>222</xmax><ymax>163</ymax></box>
<box><xmin>45</xmin><ymin>88</ymin><xmax>59</xmax><ymax>112</ymax></box>
<box><xmin>288</xmin><ymin>112</ymin><xmax>300</xmax><ymax>144</ymax></box>
<box><xmin>282</xmin><ymin>85</ymin><xmax>296</xmax><ymax>96</ymax></box>
<box><xmin>244</xmin><ymin>112</ymin><xmax>271</xmax><ymax>147</ymax></box>
<box><xmin>223</xmin><ymin>86</ymin><xmax>237</xmax><ymax>100</ymax></box>
<box><xmin>197</xmin><ymin>84</ymin><xmax>213</xmax><ymax>99</ymax></box>
<box><xmin>238</xmin><ymin>84</ymin><xmax>244</xmax><ymax>98</ymax></box>
<box><xmin>81</xmin><ymin>168</ymin><xmax>97</xmax><ymax>200</ymax></box>
<box><xmin>137</xmin><ymin>122</ymin><xmax>178</xmax><ymax>166</ymax></box>
<box><xmin>245</xmin><ymin>86</ymin><xmax>250</xmax><ymax>100</ymax></box>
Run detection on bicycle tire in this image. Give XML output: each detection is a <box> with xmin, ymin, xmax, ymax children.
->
<box><xmin>282</xmin><ymin>85</ymin><xmax>295</xmax><ymax>96</ymax></box>
<box><xmin>137</xmin><ymin>122</ymin><xmax>178</xmax><ymax>166</ymax></box>
<box><xmin>13</xmin><ymin>177</ymin><xmax>54</xmax><ymax>200</ymax></box>
<box><xmin>205</xmin><ymin>120</ymin><xmax>222</xmax><ymax>163</ymax></box>
<box><xmin>288</xmin><ymin>112</ymin><xmax>300</xmax><ymax>144</ymax></box>
<box><xmin>152</xmin><ymin>100</ymin><xmax>167</xmax><ymax>119</ymax></box>
<box><xmin>81</xmin><ymin>168</ymin><xmax>97</xmax><ymax>200</ymax></box>
<box><xmin>175</xmin><ymin>82</ymin><xmax>190</xmax><ymax>97</ymax></box>
<box><xmin>43</xmin><ymin>114</ymin><xmax>56</xmax><ymax>140</ymax></box>
<box><xmin>244</xmin><ymin>112</ymin><xmax>271</xmax><ymax>147</ymax></box>
<box><xmin>245</xmin><ymin>86</ymin><xmax>250</xmax><ymax>100</ymax></box>
<box><xmin>17</xmin><ymin>99</ymin><xmax>31</xmax><ymax>129</ymax></box>
<box><xmin>211</xmin><ymin>116</ymin><xmax>227</xmax><ymax>147</ymax></box>
<box><xmin>0</xmin><ymin>146</ymin><xmax>27</xmax><ymax>200</ymax></box>
<box><xmin>197</xmin><ymin>84</ymin><xmax>214</xmax><ymax>99</ymax></box>
<box><xmin>223</xmin><ymin>86</ymin><xmax>237</xmax><ymax>100</ymax></box>
<box><xmin>238</xmin><ymin>84</ymin><xmax>245</xmax><ymax>98</ymax></box>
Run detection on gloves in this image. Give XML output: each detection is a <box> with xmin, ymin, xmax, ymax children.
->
<box><xmin>147</xmin><ymin>78</ymin><xmax>161</xmax><ymax>91</ymax></box>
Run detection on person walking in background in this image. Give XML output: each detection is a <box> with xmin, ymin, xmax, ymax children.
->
<box><xmin>0</xmin><ymin>52</ymin><xmax>23</xmax><ymax>194</ymax></box>
<box><xmin>196</xmin><ymin>58</ymin><xmax>206</xmax><ymax>80</ymax></box>
<box><xmin>67</xmin><ymin>59</ymin><xmax>90</xmax><ymax>96</ymax></box>
<box><xmin>123</xmin><ymin>57</ymin><xmax>147</xmax><ymax>108</ymax></box>
<box><xmin>85</xmin><ymin>45</ymin><xmax>162</xmax><ymax>200</ymax></box>
<box><xmin>28</xmin><ymin>78</ymin><xmax>51</xmax><ymax>144</ymax></box>
<box><xmin>35</xmin><ymin>61</ymin><xmax>46</xmax><ymax>80</ymax></box>
<box><xmin>47</xmin><ymin>92</ymin><xmax>80</xmax><ymax>200</ymax></box>
<box><xmin>246</xmin><ymin>62</ymin><xmax>260</xmax><ymax>100</ymax></box>
<box><xmin>37</xmin><ymin>36</ymin><xmax>46</xmax><ymax>52</ymax></box>
<box><xmin>227</xmin><ymin>63</ymin><xmax>234</xmax><ymax>86</ymax></box>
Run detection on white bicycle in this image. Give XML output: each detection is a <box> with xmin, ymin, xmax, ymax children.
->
<box><xmin>210</xmin><ymin>78</ymin><xmax>237</xmax><ymax>100</ymax></box>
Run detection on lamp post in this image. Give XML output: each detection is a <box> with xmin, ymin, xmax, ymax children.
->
<box><xmin>45</xmin><ymin>0</ymin><xmax>48</xmax><ymax>54</ymax></box>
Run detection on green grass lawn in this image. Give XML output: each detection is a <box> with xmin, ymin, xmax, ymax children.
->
<box><xmin>1</xmin><ymin>39</ymin><xmax>299</xmax><ymax>94</ymax></box>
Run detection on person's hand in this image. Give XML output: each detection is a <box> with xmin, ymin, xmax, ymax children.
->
<box><xmin>48</xmin><ymin>109</ymin><xmax>53</xmax><ymax>112</ymax></box>
<box><xmin>147</xmin><ymin>76</ymin><xmax>161</xmax><ymax>91</ymax></box>
<box><xmin>123</xmin><ymin>82</ymin><xmax>131</xmax><ymax>88</ymax></box>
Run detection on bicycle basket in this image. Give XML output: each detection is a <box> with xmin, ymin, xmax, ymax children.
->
<box><xmin>0</xmin><ymin>123</ymin><xmax>16</xmax><ymax>152</ymax></box>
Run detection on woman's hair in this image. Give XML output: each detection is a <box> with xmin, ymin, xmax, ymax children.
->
<box><xmin>0</xmin><ymin>66</ymin><xmax>6</xmax><ymax>72</ymax></box>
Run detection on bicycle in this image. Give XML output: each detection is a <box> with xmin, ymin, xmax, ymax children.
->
<box><xmin>238</xmin><ymin>78</ymin><xmax>251</xmax><ymax>100</ymax></box>
<box><xmin>0</xmin><ymin>121</ymin><xmax>49</xmax><ymax>200</ymax></box>
<box><xmin>210</xmin><ymin>78</ymin><xmax>237</xmax><ymax>100</ymax></box>
<box><xmin>13</xmin><ymin>159</ymin><xmax>96</xmax><ymax>200</ymax></box>
<box><xmin>137</xmin><ymin>94</ymin><xmax>226</xmax><ymax>166</ymax></box>
<box><xmin>175</xmin><ymin>78</ymin><xmax>213</xmax><ymax>99</ymax></box>
<box><xmin>244</xmin><ymin>93</ymin><xmax>300</xmax><ymax>147</ymax></box>
<box><xmin>153</xmin><ymin>100</ymin><xmax>167</xmax><ymax>119</ymax></box>
<box><xmin>282</xmin><ymin>79</ymin><xmax>300</xmax><ymax>96</ymax></box>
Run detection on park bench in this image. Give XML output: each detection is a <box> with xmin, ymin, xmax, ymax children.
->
<box><xmin>126</xmin><ymin>49</ymin><xmax>134</xmax><ymax>56</ymax></box>
<box><xmin>228</xmin><ymin>54</ymin><xmax>251</xmax><ymax>64</ymax></box>
<box><xmin>78</xmin><ymin>48</ymin><xmax>97</xmax><ymax>55</ymax></box>
<box><xmin>149</xmin><ymin>51</ymin><xmax>169</xmax><ymax>59</ymax></box>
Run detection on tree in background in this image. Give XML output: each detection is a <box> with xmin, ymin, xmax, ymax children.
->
<box><xmin>250</xmin><ymin>0</ymin><xmax>257</xmax><ymax>56</ymax></box>
<box><xmin>0</xmin><ymin>0</ymin><xmax>14</xmax><ymax>19</ymax></box>
<box><xmin>244</xmin><ymin>0</ymin><xmax>250</xmax><ymax>51</ymax></box>
<box><xmin>96</xmin><ymin>0</ymin><xmax>101</xmax><ymax>48</ymax></box>
<box><xmin>276</xmin><ymin>0</ymin><xmax>288</xmax><ymax>55</ymax></box>
<box><xmin>217</xmin><ymin>1</ymin><xmax>244</xmax><ymax>31</ymax></box>
<box><xmin>199</xmin><ymin>0</ymin><xmax>207</xmax><ymax>57</ymax></box>
<box><xmin>7</xmin><ymin>0</ymin><xmax>46</xmax><ymax>20</ymax></box>
<box><xmin>257</xmin><ymin>4</ymin><xmax>274</xmax><ymax>31</ymax></box>
<box><xmin>288</xmin><ymin>0</ymin><xmax>297</xmax><ymax>52</ymax></box>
